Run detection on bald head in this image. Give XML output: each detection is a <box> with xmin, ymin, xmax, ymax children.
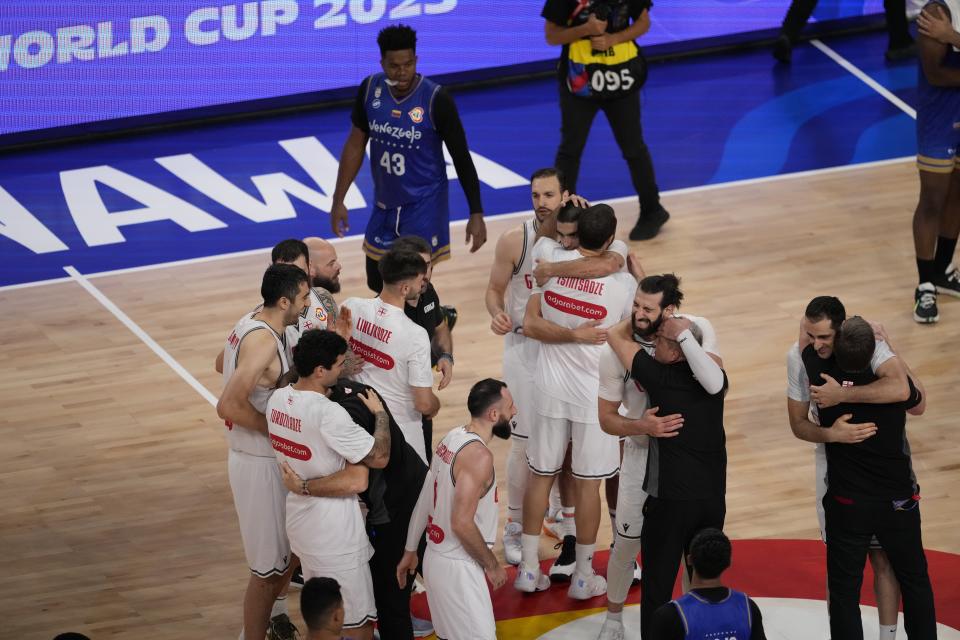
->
<box><xmin>303</xmin><ymin>237</ymin><xmax>342</xmax><ymax>293</ymax></box>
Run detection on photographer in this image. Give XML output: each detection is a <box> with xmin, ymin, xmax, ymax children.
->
<box><xmin>542</xmin><ymin>0</ymin><xmax>669</xmax><ymax>241</ymax></box>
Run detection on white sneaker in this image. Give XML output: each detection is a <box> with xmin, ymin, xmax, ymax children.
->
<box><xmin>514</xmin><ymin>565</ymin><xmax>551</xmax><ymax>592</ymax></box>
<box><xmin>542</xmin><ymin>509</ymin><xmax>563</xmax><ymax>540</ymax></box>
<box><xmin>597</xmin><ymin>617</ymin><xmax>625</xmax><ymax>640</ymax></box>
<box><xmin>503</xmin><ymin>521</ymin><xmax>522</xmax><ymax>566</ymax></box>
<box><xmin>568</xmin><ymin>571</ymin><xmax>607</xmax><ymax>600</ymax></box>
<box><xmin>632</xmin><ymin>561</ymin><xmax>642</xmax><ymax>585</ymax></box>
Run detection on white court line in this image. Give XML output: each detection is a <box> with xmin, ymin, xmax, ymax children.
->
<box><xmin>811</xmin><ymin>38</ymin><xmax>918</xmax><ymax>119</ymax></box>
<box><xmin>0</xmin><ymin>154</ymin><xmax>913</xmax><ymax>294</ymax></box>
<box><xmin>63</xmin><ymin>265</ymin><xmax>219</xmax><ymax>408</ymax></box>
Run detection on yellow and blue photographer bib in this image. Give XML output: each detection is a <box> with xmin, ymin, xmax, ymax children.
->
<box><xmin>566</xmin><ymin>38</ymin><xmax>647</xmax><ymax>99</ymax></box>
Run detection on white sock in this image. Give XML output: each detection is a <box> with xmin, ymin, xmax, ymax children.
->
<box><xmin>238</xmin><ymin>630</ymin><xmax>245</xmax><ymax>640</ymax></box>
<box><xmin>271</xmin><ymin>594</ymin><xmax>288</xmax><ymax>619</ymax></box>
<box><xmin>606</xmin><ymin>610</ymin><xmax>623</xmax><ymax>623</ymax></box>
<box><xmin>609</xmin><ymin>508</ymin><xmax>617</xmax><ymax>541</ymax></box>
<box><xmin>575</xmin><ymin>543</ymin><xmax>595</xmax><ymax>576</ymax></box>
<box><xmin>879</xmin><ymin>624</ymin><xmax>897</xmax><ymax>638</ymax></box>
<box><xmin>560</xmin><ymin>505</ymin><xmax>576</xmax><ymax>538</ymax></box>
<box><xmin>506</xmin><ymin>438</ymin><xmax>527</xmax><ymax>523</ymax></box>
<box><xmin>521</xmin><ymin>533</ymin><xmax>541</xmax><ymax>571</ymax></box>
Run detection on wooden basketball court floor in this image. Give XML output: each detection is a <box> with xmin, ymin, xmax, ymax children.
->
<box><xmin>2</xmin><ymin>158</ymin><xmax>958</xmax><ymax>638</ymax></box>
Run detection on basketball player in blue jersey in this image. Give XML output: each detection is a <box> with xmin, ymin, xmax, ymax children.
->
<box><xmin>911</xmin><ymin>1</ymin><xmax>960</xmax><ymax>323</ymax></box>
<box><xmin>330</xmin><ymin>24</ymin><xmax>487</xmax><ymax>293</ymax></box>
<box><xmin>650</xmin><ymin>528</ymin><xmax>766</xmax><ymax>640</ymax></box>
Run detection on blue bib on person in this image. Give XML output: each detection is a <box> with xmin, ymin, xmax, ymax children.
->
<box><xmin>672</xmin><ymin>589</ymin><xmax>753</xmax><ymax>640</ymax></box>
<box><xmin>363</xmin><ymin>73</ymin><xmax>446</xmax><ymax>209</ymax></box>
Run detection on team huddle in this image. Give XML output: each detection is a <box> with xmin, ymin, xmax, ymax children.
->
<box><xmin>208</xmin><ymin>14</ymin><xmax>947</xmax><ymax>640</ymax></box>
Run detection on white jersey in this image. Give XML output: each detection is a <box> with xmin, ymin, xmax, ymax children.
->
<box><xmin>505</xmin><ymin>219</ymin><xmax>539</xmax><ymax>331</ymax></box>
<box><xmin>426</xmin><ymin>427</ymin><xmax>499</xmax><ymax>561</ymax></box>
<box><xmin>534</xmin><ymin>244</ymin><xmax>637</xmax><ymax>420</ymax></box>
<box><xmin>286</xmin><ymin>287</ymin><xmax>339</xmax><ymax>356</ymax></box>
<box><xmin>266</xmin><ymin>385</ymin><xmax>375</xmax><ymax>565</ymax></box>
<box><xmin>343</xmin><ymin>297</ymin><xmax>434</xmax><ymax>426</ymax></box>
<box><xmin>222</xmin><ymin>312</ymin><xmax>289</xmax><ymax>457</ymax></box>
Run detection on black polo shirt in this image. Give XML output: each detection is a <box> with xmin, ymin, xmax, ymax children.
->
<box><xmin>405</xmin><ymin>282</ymin><xmax>444</xmax><ymax>342</ymax></box>
<box><xmin>330</xmin><ymin>380</ymin><xmax>428</xmax><ymax>525</ymax></box>
<box><xmin>801</xmin><ymin>345</ymin><xmax>922</xmax><ymax>502</ymax></box>
<box><xmin>630</xmin><ymin>350</ymin><xmax>728</xmax><ymax>500</ymax></box>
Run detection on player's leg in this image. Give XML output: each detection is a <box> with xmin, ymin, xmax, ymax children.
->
<box><xmin>568</xmin><ymin>421</ymin><xmax>619</xmax><ymax>599</ymax></box>
<box><xmin>599</xmin><ymin>438</ymin><xmax>648</xmax><ymax>640</ymax></box>
<box><xmin>229</xmin><ymin>452</ymin><xmax>294</xmax><ymax>640</ymax></box>
<box><xmin>424</xmin><ymin>551</ymin><xmax>497</xmax><ymax>640</ymax></box>
<box><xmin>367</xmin><ymin>517</ymin><xmax>414</xmax><ymax>640</ymax></box>
<box><xmin>517</xmin><ymin>413</ymin><xmax>567</xmax><ymax>591</ymax></box>
<box><xmin>555</xmin><ymin>87</ymin><xmax>601</xmax><ymax>195</ymax></box>
<box><xmin>868</xmin><ymin>547</ymin><xmax>902</xmax><ymax>639</ymax></box>
<box><xmin>549</xmin><ymin>448</ymin><xmax>579</xmax><ymax>581</ymax></box>
<box><xmin>502</xmin><ymin>343</ymin><xmax>534</xmax><ymax>565</ymax></box>
<box><xmin>932</xmin><ymin>167</ymin><xmax>960</xmax><ymax>297</ymax></box>
<box><xmin>363</xmin><ymin>204</ymin><xmax>397</xmax><ymax>293</ymax></box>
<box><xmin>601</xmin><ymin>94</ymin><xmax>668</xmax><ymax>241</ymax></box>
<box><xmin>912</xmin><ymin>113</ymin><xmax>958</xmax><ymax>322</ymax></box>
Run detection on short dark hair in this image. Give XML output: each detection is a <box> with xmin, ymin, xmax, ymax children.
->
<box><xmin>638</xmin><ymin>274</ymin><xmax>683</xmax><ymax>310</ymax></box>
<box><xmin>467</xmin><ymin>378</ymin><xmax>507</xmax><ymax>418</ymax></box>
<box><xmin>557</xmin><ymin>201</ymin><xmax>582</xmax><ymax>225</ymax></box>
<box><xmin>530</xmin><ymin>167</ymin><xmax>566</xmax><ymax>192</ymax></box>
<box><xmin>688</xmin><ymin>528</ymin><xmax>731</xmax><ymax>579</ymax></box>
<box><xmin>293</xmin><ymin>329</ymin><xmax>348</xmax><ymax>378</ymax></box>
<box><xmin>301</xmin><ymin>577</ymin><xmax>343</xmax><ymax>632</ymax></box>
<box><xmin>261</xmin><ymin>263</ymin><xmax>308</xmax><ymax>308</ymax></box>
<box><xmin>577</xmin><ymin>204</ymin><xmax>617</xmax><ymax>250</ymax></box>
<box><xmin>271</xmin><ymin>239</ymin><xmax>309</xmax><ymax>266</ymax></box>
<box><xmin>392</xmin><ymin>235</ymin><xmax>431</xmax><ymax>256</ymax></box>
<box><xmin>379</xmin><ymin>249</ymin><xmax>427</xmax><ymax>285</ymax></box>
<box><xmin>377</xmin><ymin>24</ymin><xmax>416</xmax><ymax>56</ymax></box>
<box><xmin>53</xmin><ymin>635</ymin><xmax>92</xmax><ymax>640</ymax></box>
<box><xmin>804</xmin><ymin>296</ymin><xmax>846</xmax><ymax>331</ymax></box>
<box><xmin>835</xmin><ymin>316</ymin><xmax>875</xmax><ymax>373</ymax></box>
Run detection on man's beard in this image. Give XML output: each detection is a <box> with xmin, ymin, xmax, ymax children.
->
<box><xmin>634</xmin><ymin>310</ymin><xmax>663</xmax><ymax>339</ymax></box>
<box><xmin>492</xmin><ymin>417</ymin><xmax>513</xmax><ymax>440</ymax></box>
<box><xmin>312</xmin><ymin>275</ymin><xmax>341</xmax><ymax>294</ymax></box>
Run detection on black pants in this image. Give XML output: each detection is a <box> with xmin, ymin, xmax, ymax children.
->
<box><xmin>555</xmin><ymin>87</ymin><xmax>661</xmax><ymax>216</ymax></box>
<box><xmin>368</xmin><ymin>514</ymin><xmax>415</xmax><ymax>640</ymax></box>
<box><xmin>824</xmin><ymin>494</ymin><xmax>936</xmax><ymax>640</ymax></box>
<box><xmin>780</xmin><ymin>0</ymin><xmax>911</xmax><ymax>48</ymax></box>
<box><xmin>639</xmin><ymin>495</ymin><xmax>726</xmax><ymax>640</ymax></box>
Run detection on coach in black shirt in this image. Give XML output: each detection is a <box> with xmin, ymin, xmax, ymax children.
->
<box><xmin>609</xmin><ymin>315</ymin><xmax>728</xmax><ymax>639</ymax></box>
<box><xmin>802</xmin><ymin>317</ymin><xmax>936</xmax><ymax>640</ymax></box>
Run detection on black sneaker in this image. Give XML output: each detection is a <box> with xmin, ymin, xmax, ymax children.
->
<box><xmin>549</xmin><ymin>535</ymin><xmax>577</xmax><ymax>582</ymax></box>
<box><xmin>934</xmin><ymin>263</ymin><xmax>960</xmax><ymax>298</ymax></box>
<box><xmin>885</xmin><ymin>41</ymin><xmax>917</xmax><ymax>61</ymax></box>
<box><xmin>267</xmin><ymin>613</ymin><xmax>301</xmax><ymax>640</ymax></box>
<box><xmin>773</xmin><ymin>34</ymin><xmax>793</xmax><ymax>64</ymax></box>
<box><xmin>914</xmin><ymin>283</ymin><xmax>939</xmax><ymax>324</ymax></box>
<box><xmin>288</xmin><ymin>565</ymin><xmax>304</xmax><ymax>589</ymax></box>
<box><xmin>628</xmin><ymin>207</ymin><xmax>670</xmax><ymax>241</ymax></box>
<box><xmin>442</xmin><ymin>305</ymin><xmax>458</xmax><ymax>332</ymax></box>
